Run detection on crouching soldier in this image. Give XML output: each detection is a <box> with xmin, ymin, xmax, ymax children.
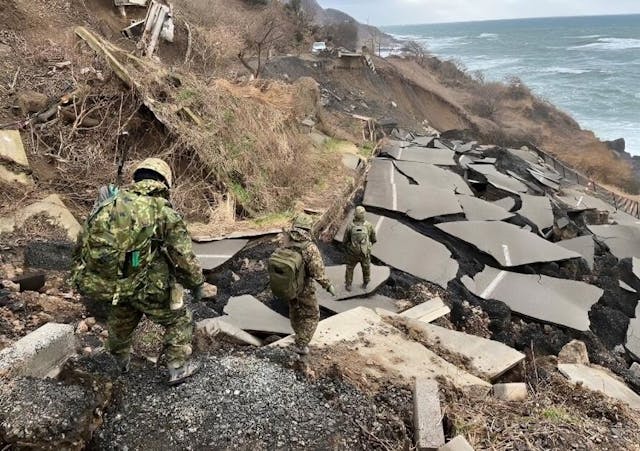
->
<box><xmin>268</xmin><ymin>214</ymin><xmax>336</xmax><ymax>355</ymax></box>
<box><xmin>343</xmin><ymin>206</ymin><xmax>377</xmax><ymax>291</ymax></box>
<box><xmin>71</xmin><ymin>158</ymin><xmax>204</xmax><ymax>385</ymax></box>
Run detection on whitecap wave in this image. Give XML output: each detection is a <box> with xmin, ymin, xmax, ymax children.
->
<box><xmin>538</xmin><ymin>67</ymin><xmax>590</xmax><ymax>75</ymax></box>
<box><xmin>478</xmin><ymin>33</ymin><xmax>498</xmax><ymax>38</ymax></box>
<box><xmin>465</xmin><ymin>57</ymin><xmax>521</xmax><ymax>71</ymax></box>
<box><xmin>569</xmin><ymin>37</ymin><xmax>640</xmax><ymax>51</ymax></box>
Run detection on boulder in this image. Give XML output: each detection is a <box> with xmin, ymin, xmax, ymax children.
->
<box><xmin>558</xmin><ymin>340</ymin><xmax>589</xmax><ymax>365</ymax></box>
<box><xmin>16</xmin><ymin>90</ymin><xmax>49</xmax><ymax>114</ymax></box>
<box><xmin>493</xmin><ymin>383</ymin><xmax>528</xmax><ymax>401</ymax></box>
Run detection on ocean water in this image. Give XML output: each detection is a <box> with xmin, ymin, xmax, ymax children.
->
<box><xmin>383</xmin><ymin>15</ymin><xmax>640</xmax><ymax>155</ymax></box>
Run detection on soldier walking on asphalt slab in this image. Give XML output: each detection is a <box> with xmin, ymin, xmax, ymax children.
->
<box><xmin>342</xmin><ymin>206</ymin><xmax>377</xmax><ymax>291</ymax></box>
<box><xmin>72</xmin><ymin>158</ymin><xmax>204</xmax><ymax>385</ymax></box>
<box><xmin>269</xmin><ymin>214</ymin><xmax>336</xmax><ymax>355</ymax></box>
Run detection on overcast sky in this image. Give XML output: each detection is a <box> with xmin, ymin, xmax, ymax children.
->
<box><xmin>317</xmin><ymin>0</ymin><xmax>640</xmax><ymax>26</ymax></box>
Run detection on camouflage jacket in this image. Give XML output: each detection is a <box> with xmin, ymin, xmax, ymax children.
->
<box><xmin>287</xmin><ymin>229</ymin><xmax>331</xmax><ymax>291</ymax></box>
<box><xmin>73</xmin><ymin>180</ymin><xmax>203</xmax><ymax>302</ymax></box>
<box><xmin>344</xmin><ymin>219</ymin><xmax>377</xmax><ymax>254</ymax></box>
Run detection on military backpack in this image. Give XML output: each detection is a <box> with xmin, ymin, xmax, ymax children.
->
<box><xmin>268</xmin><ymin>244</ymin><xmax>307</xmax><ymax>301</ymax></box>
<box><xmin>350</xmin><ymin>224</ymin><xmax>370</xmax><ymax>255</ymax></box>
<box><xmin>71</xmin><ymin>189</ymin><xmax>162</xmax><ymax>305</ymax></box>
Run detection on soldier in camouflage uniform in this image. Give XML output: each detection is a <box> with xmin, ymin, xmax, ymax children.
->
<box><xmin>73</xmin><ymin>158</ymin><xmax>204</xmax><ymax>385</ymax></box>
<box><xmin>285</xmin><ymin>214</ymin><xmax>335</xmax><ymax>355</ymax></box>
<box><xmin>343</xmin><ymin>206</ymin><xmax>377</xmax><ymax>291</ymax></box>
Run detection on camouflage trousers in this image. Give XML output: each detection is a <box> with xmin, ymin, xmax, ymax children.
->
<box><xmin>107</xmin><ymin>295</ymin><xmax>193</xmax><ymax>369</ymax></box>
<box><xmin>345</xmin><ymin>252</ymin><xmax>371</xmax><ymax>287</ymax></box>
<box><xmin>288</xmin><ymin>287</ymin><xmax>319</xmax><ymax>348</ymax></box>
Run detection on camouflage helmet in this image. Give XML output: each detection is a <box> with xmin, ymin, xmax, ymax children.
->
<box><xmin>133</xmin><ymin>158</ymin><xmax>173</xmax><ymax>188</ymax></box>
<box><xmin>354</xmin><ymin>206</ymin><xmax>366</xmax><ymax>220</ymax></box>
<box><xmin>292</xmin><ymin>213</ymin><xmax>314</xmax><ymax>231</ymax></box>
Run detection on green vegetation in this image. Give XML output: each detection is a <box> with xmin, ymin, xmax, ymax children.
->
<box><xmin>359</xmin><ymin>142</ymin><xmax>375</xmax><ymax>158</ymax></box>
<box><xmin>542</xmin><ymin>407</ymin><xmax>576</xmax><ymax>424</ymax></box>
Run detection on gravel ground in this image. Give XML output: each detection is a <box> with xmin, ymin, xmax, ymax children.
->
<box><xmin>87</xmin><ymin>348</ymin><xmax>411</xmax><ymax>450</ymax></box>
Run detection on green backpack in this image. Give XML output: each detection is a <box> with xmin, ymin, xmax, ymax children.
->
<box><xmin>71</xmin><ymin>189</ymin><xmax>161</xmax><ymax>305</ymax></box>
<box><xmin>268</xmin><ymin>245</ymin><xmax>306</xmax><ymax>301</ymax></box>
<box><xmin>350</xmin><ymin>224</ymin><xmax>370</xmax><ymax>255</ymax></box>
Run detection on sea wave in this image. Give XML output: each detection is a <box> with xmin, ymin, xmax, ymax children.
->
<box><xmin>478</xmin><ymin>33</ymin><xmax>498</xmax><ymax>38</ymax></box>
<box><xmin>569</xmin><ymin>37</ymin><xmax>640</xmax><ymax>51</ymax></box>
<box><xmin>538</xmin><ymin>67</ymin><xmax>590</xmax><ymax>75</ymax></box>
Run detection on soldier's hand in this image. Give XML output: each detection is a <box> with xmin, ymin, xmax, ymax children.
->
<box><xmin>192</xmin><ymin>285</ymin><xmax>204</xmax><ymax>302</ymax></box>
<box><xmin>327</xmin><ymin>285</ymin><xmax>337</xmax><ymax>297</ymax></box>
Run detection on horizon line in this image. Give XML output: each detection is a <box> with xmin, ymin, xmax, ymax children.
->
<box><xmin>378</xmin><ymin>12</ymin><xmax>640</xmax><ymax>28</ymax></box>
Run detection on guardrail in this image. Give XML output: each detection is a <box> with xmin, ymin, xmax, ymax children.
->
<box><xmin>529</xmin><ymin>144</ymin><xmax>640</xmax><ymax>219</ymax></box>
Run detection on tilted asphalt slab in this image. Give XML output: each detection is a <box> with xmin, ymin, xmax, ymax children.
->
<box><xmin>556</xmin><ymin>236</ymin><xmax>595</xmax><ymax>270</ymax></box>
<box><xmin>192</xmin><ymin>239</ymin><xmax>249</xmax><ymax>271</ymax></box>
<box><xmin>436</xmin><ymin>221</ymin><xmax>581</xmax><ymax>267</ymax></box>
<box><xmin>393</xmin><ymin>161</ymin><xmax>474</xmax><ymax>195</ymax></box>
<box><xmin>222</xmin><ymin>295</ymin><xmax>293</xmax><ymax>335</ymax></box>
<box><xmin>456</xmin><ymin>195</ymin><xmax>514</xmax><ymax>221</ymax></box>
<box><xmin>517</xmin><ymin>194</ymin><xmax>555</xmax><ymax>231</ymax></box>
<box><xmin>462</xmin><ymin>266</ymin><xmax>603</xmax><ymax>332</ymax></box>
<box><xmin>467</xmin><ymin>163</ymin><xmax>528</xmax><ymax>195</ymax></box>
<box><xmin>381</xmin><ymin>143</ymin><xmax>456</xmax><ymax>166</ymax></box>
<box><xmin>315</xmin><ymin>264</ymin><xmax>391</xmax><ymax>303</ymax></box>
<box><xmin>588</xmin><ymin>224</ymin><xmax>640</xmax><ymax>260</ymax></box>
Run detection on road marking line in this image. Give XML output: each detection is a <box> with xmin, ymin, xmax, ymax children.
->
<box><xmin>397</xmin><ymin>148</ymin><xmax>403</xmax><ymax>161</ymax></box>
<box><xmin>480</xmin><ymin>270</ymin><xmax>507</xmax><ymax>299</ymax></box>
<box><xmin>375</xmin><ymin>216</ymin><xmax>385</xmax><ymax>235</ymax></box>
<box><xmin>576</xmin><ymin>196</ymin><xmax>584</xmax><ymax>207</ymax></box>
<box><xmin>392</xmin><ymin>183</ymin><xmax>398</xmax><ymax>211</ymax></box>
<box><xmin>501</xmin><ymin>244</ymin><xmax>512</xmax><ymax>266</ymax></box>
<box><xmin>389</xmin><ymin>161</ymin><xmax>395</xmax><ymax>184</ymax></box>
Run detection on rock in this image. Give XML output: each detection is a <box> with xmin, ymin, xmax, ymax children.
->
<box><xmin>605</xmin><ymin>138</ymin><xmax>625</xmax><ymax>153</ymax></box>
<box><xmin>202</xmin><ymin>282</ymin><xmax>218</xmax><ymax>299</ymax></box>
<box><xmin>81</xmin><ymin>346</ymin><xmax>93</xmax><ymax>356</ymax></box>
<box><xmin>76</xmin><ymin>321</ymin><xmax>89</xmax><ymax>334</ymax></box>
<box><xmin>1</xmin><ymin>195</ymin><xmax>81</xmax><ymax>241</ymax></box>
<box><xmin>493</xmin><ymin>383</ymin><xmax>528</xmax><ymax>401</ymax></box>
<box><xmin>100</xmin><ymin>330</ymin><xmax>109</xmax><ymax>339</ymax></box>
<box><xmin>558</xmin><ymin>340</ymin><xmax>589</xmax><ymax>365</ymax></box>
<box><xmin>16</xmin><ymin>90</ymin><xmax>49</xmax><ymax>114</ymax></box>
<box><xmin>195</xmin><ymin>317</ymin><xmax>263</xmax><ymax>350</ymax></box>
<box><xmin>231</xmin><ymin>272</ymin><xmax>240</xmax><ymax>283</ymax></box>
<box><xmin>12</xmin><ymin>272</ymin><xmax>46</xmax><ymax>292</ymax></box>
<box><xmin>1</xmin><ymin>280</ymin><xmax>20</xmax><ymax>292</ymax></box>
<box><xmin>631</xmin><ymin>362</ymin><xmax>640</xmax><ymax>379</ymax></box>
<box><xmin>85</xmin><ymin>317</ymin><xmax>96</xmax><ymax>328</ymax></box>
<box><xmin>439</xmin><ymin>436</ymin><xmax>474</xmax><ymax>451</ymax></box>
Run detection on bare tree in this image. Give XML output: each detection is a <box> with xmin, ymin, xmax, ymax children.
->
<box><xmin>403</xmin><ymin>40</ymin><xmax>428</xmax><ymax>66</ymax></box>
<box><xmin>237</xmin><ymin>5</ymin><xmax>289</xmax><ymax>79</ymax></box>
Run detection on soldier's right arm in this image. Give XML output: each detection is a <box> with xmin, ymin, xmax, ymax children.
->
<box><xmin>303</xmin><ymin>243</ymin><xmax>332</xmax><ymax>290</ymax></box>
<box><xmin>161</xmin><ymin>204</ymin><xmax>204</xmax><ymax>290</ymax></box>
<box><xmin>368</xmin><ymin>221</ymin><xmax>377</xmax><ymax>244</ymax></box>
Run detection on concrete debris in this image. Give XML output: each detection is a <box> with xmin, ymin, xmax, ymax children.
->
<box><xmin>402</xmin><ymin>318</ymin><xmax>524</xmax><ymax>380</ymax></box>
<box><xmin>399</xmin><ymin>298</ymin><xmax>451</xmax><ymax>323</ymax></box>
<box><xmin>341</xmin><ymin>153</ymin><xmax>362</xmax><ymax>171</ymax></box>
<box><xmin>114</xmin><ymin>0</ymin><xmax>148</xmax><ymax>5</ymax></box>
<box><xmin>437</xmin><ymin>221</ymin><xmax>581</xmax><ymax>267</ymax></box>
<box><xmin>588</xmin><ymin>225</ymin><xmax>640</xmax><ymax>260</ymax></box>
<box><xmin>0</xmin><ymin>194</ymin><xmax>82</xmax><ymax>241</ymax></box>
<box><xmin>457</xmin><ymin>195</ymin><xmax>514</xmax><ymax>221</ymax></box>
<box><xmin>633</xmin><ymin>257</ymin><xmax>640</xmax><ymax>282</ymax></box>
<box><xmin>467</xmin><ymin>163</ymin><xmax>528</xmax><ymax>194</ymax></box>
<box><xmin>0</xmin><ymin>323</ymin><xmax>76</xmax><ymax>379</ymax></box>
<box><xmin>274</xmin><ymin>308</ymin><xmax>491</xmax><ymax>391</ymax></box>
<box><xmin>1</xmin><ymin>280</ymin><xmax>20</xmax><ymax>293</ymax></box>
<box><xmin>556</xmin><ymin>236</ymin><xmax>595</xmax><ymax>270</ymax></box>
<box><xmin>319</xmin><ymin>293</ymin><xmax>400</xmax><ymax>314</ymax></box>
<box><xmin>223</xmin><ymin>295</ymin><xmax>293</xmax><ymax>335</ymax></box>
<box><xmin>140</xmin><ymin>0</ymin><xmax>174</xmax><ymax>56</ymax></box>
<box><xmin>558</xmin><ymin>340</ymin><xmax>590</xmax><ymax>365</ymax></box>
<box><xmin>195</xmin><ymin>317</ymin><xmax>263</xmax><ymax>348</ymax></box>
<box><xmin>558</xmin><ymin>363</ymin><xmax>640</xmax><ymax>410</ymax></box>
<box><xmin>192</xmin><ymin>239</ymin><xmax>249</xmax><ymax>271</ymax></box>
<box><xmin>507</xmin><ymin>147</ymin><xmax>540</xmax><ymax>164</ymax></box>
<box><xmin>463</xmin><ymin>266</ymin><xmax>603</xmax><ymax>331</ymax></box>
<box><xmin>0</xmin><ymin>130</ymin><xmax>32</xmax><ymax>186</ymax></box>
<box><xmin>413</xmin><ymin>136</ymin><xmax>435</xmax><ymax>147</ymax></box>
<box><xmin>438</xmin><ymin>435</ymin><xmax>475</xmax><ymax>451</ymax></box>
<box><xmin>381</xmin><ymin>142</ymin><xmax>456</xmax><ymax>166</ymax></box>
<box><xmin>493</xmin><ymin>383</ymin><xmax>528</xmax><ymax>401</ymax></box>
<box><xmin>630</xmin><ymin>362</ymin><xmax>640</xmax><ymax>379</ymax></box>
<box><xmin>315</xmin><ymin>264</ymin><xmax>390</xmax><ymax>302</ymax></box>
<box><xmin>557</xmin><ymin>188</ymin><xmax>615</xmax><ymax>213</ymax></box>
<box><xmin>413</xmin><ymin>378</ymin><xmax>445</xmax><ymax>450</ymax></box>
<box><xmin>527</xmin><ymin>168</ymin><xmax>560</xmax><ymax>190</ymax></box>
<box><xmin>619</xmin><ymin>280</ymin><xmax>636</xmax><ymax>293</ymax></box>
<box><xmin>625</xmin><ymin>303</ymin><xmax>640</xmax><ymax>361</ymax></box>
<box><xmin>492</xmin><ymin>197</ymin><xmax>516</xmax><ymax>212</ymax></box>
<box><xmin>394</xmin><ymin>161</ymin><xmax>474</xmax><ymax>195</ymax></box>
<box><xmin>192</xmin><ymin>228</ymin><xmax>282</xmax><ymax>243</ymax></box>
<box><xmin>517</xmin><ymin>194</ymin><xmax>554</xmax><ymax>231</ymax></box>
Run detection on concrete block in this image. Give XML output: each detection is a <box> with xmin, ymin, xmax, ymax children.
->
<box><xmin>400</xmin><ymin>297</ymin><xmax>450</xmax><ymax>323</ymax></box>
<box><xmin>630</xmin><ymin>362</ymin><xmax>640</xmax><ymax>379</ymax></box>
<box><xmin>414</xmin><ymin>377</ymin><xmax>445</xmax><ymax>450</ymax></box>
<box><xmin>493</xmin><ymin>382</ymin><xmax>528</xmax><ymax>401</ymax></box>
<box><xmin>195</xmin><ymin>317</ymin><xmax>263</xmax><ymax>349</ymax></box>
<box><xmin>0</xmin><ymin>323</ymin><xmax>76</xmax><ymax>379</ymax></box>
<box><xmin>439</xmin><ymin>435</ymin><xmax>474</xmax><ymax>451</ymax></box>
<box><xmin>558</xmin><ymin>339</ymin><xmax>589</xmax><ymax>365</ymax></box>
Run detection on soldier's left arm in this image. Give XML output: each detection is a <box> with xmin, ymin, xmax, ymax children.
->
<box><xmin>161</xmin><ymin>206</ymin><xmax>204</xmax><ymax>290</ymax></box>
<box><xmin>305</xmin><ymin>244</ymin><xmax>332</xmax><ymax>290</ymax></box>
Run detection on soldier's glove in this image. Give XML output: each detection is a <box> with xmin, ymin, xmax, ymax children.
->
<box><xmin>327</xmin><ymin>285</ymin><xmax>337</xmax><ymax>297</ymax></box>
<box><xmin>192</xmin><ymin>285</ymin><xmax>204</xmax><ymax>302</ymax></box>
